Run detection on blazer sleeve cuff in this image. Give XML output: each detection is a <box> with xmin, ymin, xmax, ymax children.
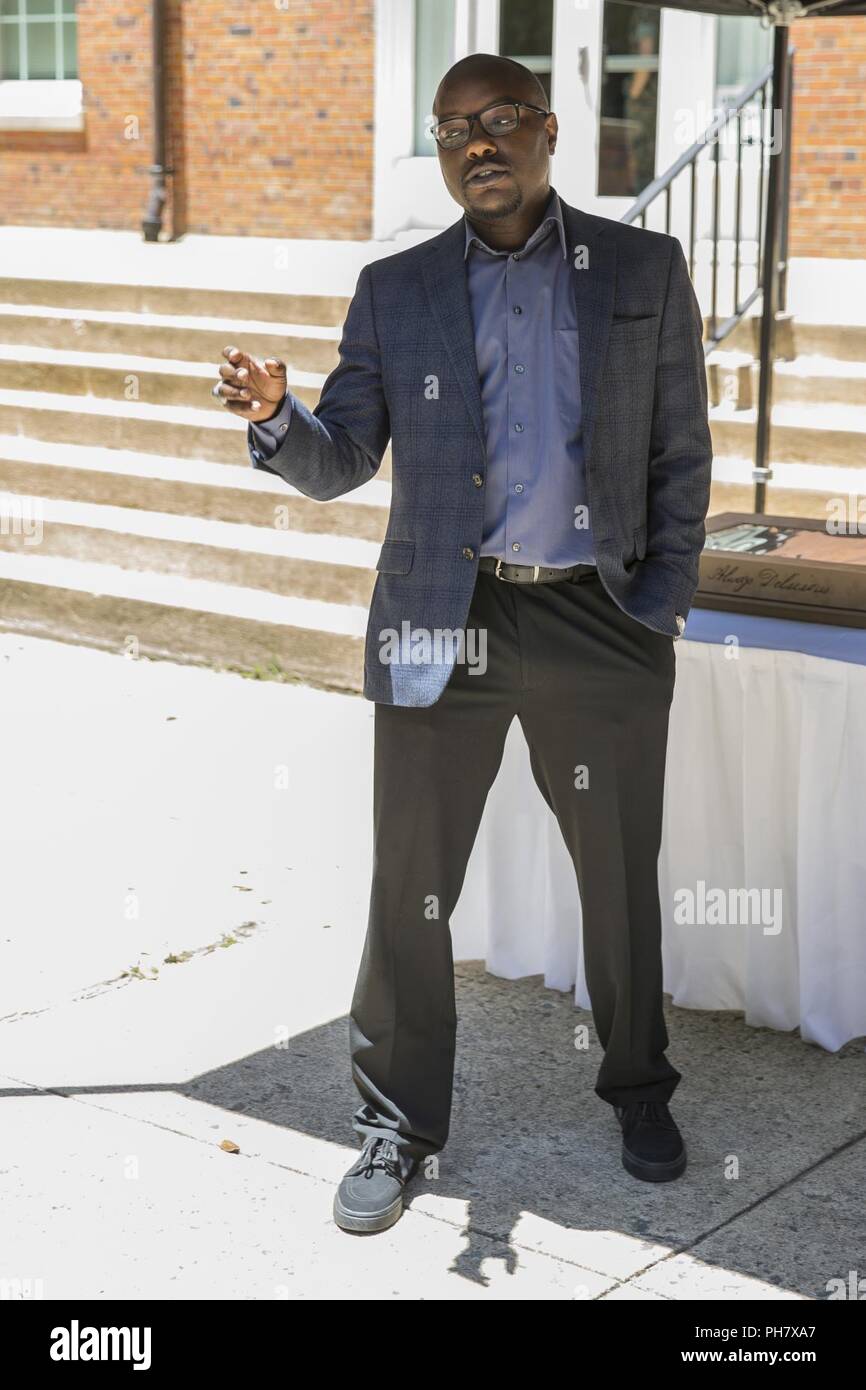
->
<box><xmin>248</xmin><ymin>392</ymin><xmax>292</xmax><ymax>466</ymax></box>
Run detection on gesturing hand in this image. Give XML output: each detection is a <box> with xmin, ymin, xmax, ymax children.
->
<box><xmin>212</xmin><ymin>346</ymin><xmax>288</xmax><ymax>423</ymax></box>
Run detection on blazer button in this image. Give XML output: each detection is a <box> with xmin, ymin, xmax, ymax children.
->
<box><xmin>471</xmin><ymin>472</ymin><xmax>484</xmax><ymax>488</ymax></box>
<box><xmin>462</xmin><ymin>546</ymin><xmax>475</xmax><ymax>561</ymax></box>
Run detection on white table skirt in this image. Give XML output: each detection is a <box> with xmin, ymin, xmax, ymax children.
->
<box><xmin>451</xmin><ymin>638</ymin><xmax>866</xmax><ymax>1053</ymax></box>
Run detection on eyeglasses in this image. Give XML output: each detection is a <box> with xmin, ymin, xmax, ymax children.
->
<box><xmin>430</xmin><ymin>100</ymin><xmax>551</xmax><ymax>151</ymax></box>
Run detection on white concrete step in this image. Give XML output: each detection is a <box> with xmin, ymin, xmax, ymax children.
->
<box><xmin>0</xmin><ymin>549</ymin><xmax>368</xmax><ymax>632</ymax></box>
<box><xmin>0</xmin><ymin>303</ymin><xmax>341</xmax><ymax>370</ymax></box>
<box><xmin>0</xmin><ymin>341</ymin><xmax>325</xmax><ymax>411</ymax></box>
<box><xmin>772</xmin><ymin>355</ymin><xmax>866</xmax><ymax>406</ymax></box>
<box><xmin>711</xmin><ymin>454</ymin><xmax>866</xmax><ymax>496</ymax></box>
<box><xmin>709</xmin><ymin>455</ymin><xmax>866</xmax><ymax>527</ymax></box>
<box><xmin>0</xmin><ymin>492</ymin><xmax>381</xmax><ymax>605</ymax></box>
<box><xmin>727</xmin><ymin>315</ymin><xmax>866</xmax><ymax>362</ymax></box>
<box><xmin>709</xmin><ymin>399</ymin><xmax>866</xmax><ymax>469</ymax></box>
<box><xmin>0</xmin><ymin>490</ymin><xmax>385</xmax><ymax>561</ymax></box>
<box><xmin>707</xmin><ymin>349</ymin><xmax>866</xmax><ymax>409</ymax></box>
<box><xmin>0</xmin><ymin>387</ymin><xmax>393</xmax><ymax>477</ymax></box>
<box><xmin>0</xmin><ymin>548</ymin><xmax>367</xmax><ymax>692</ymax></box>
<box><xmin>0</xmin><ymin>274</ymin><xmax>350</xmax><ymax>323</ymax></box>
<box><xmin>0</xmin><ymin>386</ymin><xmax>251</xmax><ymax>465</ymax></box>
<box><xmin>0</xmin><ymin>301</ymin><xmax>341</xmax><ymax>372</ymax></box>
<box><xmin>0</xmin><ymin>433</ymin><xmax>390</xmax><ymax>538</ymax></box>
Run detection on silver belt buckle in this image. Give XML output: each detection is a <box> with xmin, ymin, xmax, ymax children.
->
<box><xmin>493</xmin><ymin>559</ymin><xmax>540</xmax><ymax>583</ymax></box>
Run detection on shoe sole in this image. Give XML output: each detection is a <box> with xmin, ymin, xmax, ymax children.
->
<box><xmin>333</xmin><ymin>1192</ymin><xmax>404</xmax><ymax>1234</ymax></box>
<box><xmin>621</xmin><ymin>1143</ymin><xmax>687</xmax><ymax>1182</ymax></box>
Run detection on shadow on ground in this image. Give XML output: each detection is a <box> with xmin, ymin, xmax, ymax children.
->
<box><xmin>48</xmin><ymin>962</ymin><xmax>857</xmax><ymax>1299</ymax></box>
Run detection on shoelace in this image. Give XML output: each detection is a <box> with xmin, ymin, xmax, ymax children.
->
<box><xmin>349</xmin><ymin>1136</ymin><xmax>402</xmax><ymax>1181</ymax></box>
<box><xmin>629</xmin><ymin>1101</ymin><xmax>676</xmax><ymax>1128</ymax></box>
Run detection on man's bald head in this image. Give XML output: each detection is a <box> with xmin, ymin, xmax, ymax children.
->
<box><xmin>433</xmin><ymin>53</ymin><xmax>549</xmax><ymax>117</ymax></box>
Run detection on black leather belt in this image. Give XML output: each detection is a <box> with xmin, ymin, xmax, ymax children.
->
<box><xmin>479</xmin><ymin>556</ymin><xmax>597</xmax><ymax>585</ymax></box>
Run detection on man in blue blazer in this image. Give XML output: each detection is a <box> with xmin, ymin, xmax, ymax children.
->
<box><xmin>215</xmin><ymin>52</ymin><xmax>713</xmax><ymax>1232</ymax></box>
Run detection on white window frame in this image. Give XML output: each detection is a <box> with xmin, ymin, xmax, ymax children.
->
<box><xmin>374</xmin><ymin>0</ymin><xmax>502</xmax><ymax>240</ymax></box>
<box><xmin>0</xmin><ymin>0</ymin><xmax>82</xmax><ymax>130</ymax></box>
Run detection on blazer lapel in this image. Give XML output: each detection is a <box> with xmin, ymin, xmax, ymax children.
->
<box><xmin>562</xmin><ymin>201</ymin><xmax>616</xmax><ymax>465</ymax></box>
<box><xmin>421</xmin><ymin>221</ymin><xmax>487</xmax><ymax>451</ymax></box>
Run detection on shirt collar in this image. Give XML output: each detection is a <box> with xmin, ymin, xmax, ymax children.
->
<box><xmin>463</xmin><ymin>186</ymin><xmax>566</xmax><ymax>262</ymax></box>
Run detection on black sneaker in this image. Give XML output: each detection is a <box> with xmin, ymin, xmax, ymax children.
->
<box><xmin>333</xmin><ymin>1135</ymin><xmax>417</xmax><ymax>1234</ymax></box>
<box><xmin>614</xmin><ymin>1101</ymin><xmax>687</xmax><ymax>1182</ymax></box>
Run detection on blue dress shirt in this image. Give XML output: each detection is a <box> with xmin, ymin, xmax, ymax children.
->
<box><xmin>464</xmin><ymin>185</ymin><xmax>593</xmax><ymax>567</ymax></box>
<box><xmin>249</xmin><ymin>184</ymin><xmax>594</xmax><ymax>567</ymax></box>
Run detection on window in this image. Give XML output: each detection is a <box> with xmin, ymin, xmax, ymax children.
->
<box><xmin>499</xmin><ymin>0</ymin><xmax>553</xmax><ymax>107</ymax></box>
<box><xmin>598</xmin><ymin>2</ymin><xmax>660</xmax><ymax>198</ymax></box>
<box><xmin>412</xmin><ymin>0</ymin><xmax>553</xmax><ymax>159</ymax></box>
<box><xmin>0</xmin><ymin>0</ymin><xmax>77</xmax><ymax>82</ymax></box>
<box><xmin>413</xmin><ymin>0</ymin><xmax>455</xmax><ymax>156</ymax></box>
<box><xmin>715</xmin><ymin>15</ymin><xmax>772</xmax><ymax>103</ymax></box>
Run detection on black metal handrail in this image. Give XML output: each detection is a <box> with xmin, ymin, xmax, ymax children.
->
<box><xmin>621</xmin><ymin>56</ymin><xmax>793</xmax><ymax>358</ymax></box>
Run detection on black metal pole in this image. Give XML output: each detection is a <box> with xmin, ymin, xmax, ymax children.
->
<box><xmin>753</xmin><ymin>26</ymin><xmax>791</xmax><ymax>515</ymax></box>
<box><xmin>142</xmin><ymin>0</ymin><xmax>169</xmax><ymax>242</ymax></box>
<box><xmin>778</xmin><ymin>46</ymin><xmax>795</xmax><ymax>315</ymax></box>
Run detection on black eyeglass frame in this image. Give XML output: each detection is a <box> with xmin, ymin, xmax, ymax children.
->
<box><xmin>430</xmin><ymin>100</ymin><xmax>552</xmax><ymax>151</ymax></box>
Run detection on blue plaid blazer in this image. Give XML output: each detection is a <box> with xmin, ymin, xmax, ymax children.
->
<box><xmin>249</xmin><ymin>199</ymin><xmax>713</xmax><ymax>706</ymax></box>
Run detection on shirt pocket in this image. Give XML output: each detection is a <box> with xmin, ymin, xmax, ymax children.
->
<box><xmin>553</xmin><ymin>327</ymin><xmax>581</xmax><ymax>442</ymax></box>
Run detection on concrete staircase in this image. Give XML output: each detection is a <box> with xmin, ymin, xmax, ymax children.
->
<box><xmin>0</xmin><ymin>273</ymin><xmax>863</xmax><ymax>693</ymax></box>
<box><xmin>706</xmin><ymin>313</ymin><xmax>866</xmax><ymax>520</ymax></box>
<box><xmin>0</xmin><ymin>278</ymin><xmax>391</xmax><ymax>693</ymax></box>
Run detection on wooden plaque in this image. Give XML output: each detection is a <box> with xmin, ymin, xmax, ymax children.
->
<box><xmin>695</xmin><ymin>513</ymin><xmax>866</xmax><ymax>629</ymax></box>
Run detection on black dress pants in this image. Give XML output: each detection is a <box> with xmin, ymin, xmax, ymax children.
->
<box><xmin>349</xmin><ymin>566</ymin><xmax>681</xmax><ymax>1171</ymax></box>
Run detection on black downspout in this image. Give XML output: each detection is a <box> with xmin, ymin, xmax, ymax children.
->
<box><xmin>753</xmin><ymin>26</ymin><xmax>791</xmax><ymax>515</ymax></box>
<box><xmin>142</xmin><ymin>0</ymin><xmax>170</xmax><ymax>241</ymax></box>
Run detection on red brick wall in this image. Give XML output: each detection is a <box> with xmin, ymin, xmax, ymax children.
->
<box><xmin>788</xmin><ymin>17</ymin><xmax>866</xmax><ymax>259</ymax></box>
<box><xmin>0</xmin><ymin>0</ymin><xmax>154</xmax><ymax>232</ymax></box>
<box><xmin>0</xmin><ymin>0</ymin><xmax>375</xmax><ymax>241</ymax></box>
<box><xmin>175</xmin><ymin>0</ymin><xmax>374</xmax><ymax>239</ymax></box>
<box><xmin>3</xmin><ymin>4</ymin><xmax>862</xmax><ymax>254</ymax></box>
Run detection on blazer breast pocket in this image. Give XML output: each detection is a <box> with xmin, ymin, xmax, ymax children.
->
<box><xmin>608</xmin><ymin>314</ymin><xmax>659</xmax><ymax>345</ymax></box>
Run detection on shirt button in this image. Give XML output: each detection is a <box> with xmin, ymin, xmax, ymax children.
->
<box><xmin>513</xmin><ymin>305</ymin><xmax>523</xmax><ymax>314</ymax></box>
<box><xmin>512</xmin><ymin>542</ymin><xmax>521</xmax><ymax>553</ymax></box>
<box><xmin>514</xmin><ymin>423</ymin><xmax>524</xmax><ymax>433</ymax></box>
<box><xmin>514</xmin><ymin>483</ymin><xmax>524</xmax><ymax>494</ymax></box>
<box><xmin>471</xmin><ymin>472</ymin><xmax>484</xmax><ymax>488</ymax></box>
<box><xmin>514</xmin><ymin>364</ymin><xmax>525</xmax><ymax>373</ymax></box>
<box><xmin>462</xmin><ymin>546</ymin><xmax>475</xmax><ymax>561</ymax></box>
<box><xmin>512</xmin><ymin>253</ymin><xmax>520</xmax><ymax>261</ymax></box>
<box><xmin>279</xmin><ymin>422</ymin><xmax>288</xmax><ymax>432</ymax></box>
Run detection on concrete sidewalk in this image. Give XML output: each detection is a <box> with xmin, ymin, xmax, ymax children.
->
<box><xmin>1</xmin><ymin>631</ymin><xmax>863</xmax><ymax>1300</ymax></box>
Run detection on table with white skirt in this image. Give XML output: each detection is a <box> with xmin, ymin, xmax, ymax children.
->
<box><xmin>451</xmin><ymin>608</ymin><xmax>866</xmax><ymax>1054</ymax></box>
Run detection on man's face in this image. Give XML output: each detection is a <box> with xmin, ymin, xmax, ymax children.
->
<box><xmin>432</xmin><ymin>74</ymin><xmax>557</xmax><ymax>222</ymax></box>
